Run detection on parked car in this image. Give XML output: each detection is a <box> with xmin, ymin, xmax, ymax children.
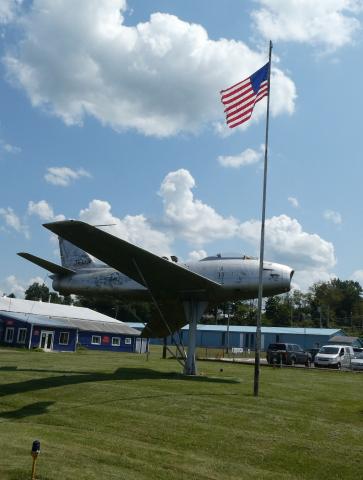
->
<box><xmin>266</xmin><ymin>343</ymin><xmax>311</xmax><ymax>366</ymax></box>
<box><xmin>351</xmin><ymin>352</ymin><xmax>363</xmax><ymax>371</ymax></box>
<box><xmin>353</xmin><ymin>347</ymin><xmax>363</xmax><ymax>354</ymax></box>
<box><xmin>314</xmin><ymin>345</ymin><xmax>354</xmax><ymax>369</ymax></box>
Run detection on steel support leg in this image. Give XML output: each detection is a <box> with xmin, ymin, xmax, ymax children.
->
<box><xmin>183</xmin><ymin>301</ymin><xmax>207</xmax><ymax>375</ymax></box>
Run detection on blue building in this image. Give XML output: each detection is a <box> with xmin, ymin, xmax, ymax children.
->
<box><xmin>0</xmin><ymin>297</ymin><xmax>146</xmax><ymax>353</ymax></box>
<box><xmin>127</xmin><ymin>322</ymin><xmax>344</xmax><ymax>351</ymax></box>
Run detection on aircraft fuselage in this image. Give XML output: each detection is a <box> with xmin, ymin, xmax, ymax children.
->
<box><xmin>52</xmin><ymin>256</ymin><xmax>293</xmax><ymax>302</ymax></box>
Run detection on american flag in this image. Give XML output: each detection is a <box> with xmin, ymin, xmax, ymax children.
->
<box><xmin>220</xmin><ymin>62</ymin><xmax>270</xmax><ymax>129</ymax></box>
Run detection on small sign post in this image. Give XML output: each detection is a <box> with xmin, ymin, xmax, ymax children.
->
<box><xmin>31</xmin><ymin>440</ymin><xmax>40</xmax><ymax>480</ymax></box>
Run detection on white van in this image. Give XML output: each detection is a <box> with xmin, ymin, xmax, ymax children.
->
<box><xmin>314</xmin><ymin>345</ymin><xmax>354</xmax><ymax>369</ymax></box>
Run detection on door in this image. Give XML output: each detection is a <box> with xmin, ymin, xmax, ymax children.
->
<box><xmin>40</xmin><ymin>331</ymin><xmax>54</xmax><ymax>351</ymax></box>
<box><xmin>295</xmin><ymin>344</ymin><xmax>305</xmax><ymax>363</ymax></box>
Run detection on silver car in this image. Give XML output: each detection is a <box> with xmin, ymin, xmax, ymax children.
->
<box><xmin>351</xmin><ymin>352</ymin><xmax>363</xmax><ymax>371</ymax></box>
<box><xmin>314</xmin><ymin>345</ymin><xmax>354</xmax><ymax>369</ymax></box>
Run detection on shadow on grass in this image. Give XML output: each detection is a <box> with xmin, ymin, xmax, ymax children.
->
<box><xmin>0</xmin><ymin>367</ymin><xmax>239</xmax><ymax>398</ymax></box>
<box><xmin>0</xmin><ymin>366</ymin><xmax>95</xmax><ymax>375</ymax></box>
<box><xmin>0</xmin><ymin>401</ymin><xmax>54</xmax><ymax>419</ymax></box>
<box><xmin>114</xmin><ymin>368</ymin><xmax>239</xmax><ymax>383</ymax></box>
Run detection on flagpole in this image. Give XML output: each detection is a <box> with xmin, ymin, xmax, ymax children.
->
<box><xmin>254</xmin><ymin>40</ymin><xmax>273</xmax><ymax>397</ymax></box>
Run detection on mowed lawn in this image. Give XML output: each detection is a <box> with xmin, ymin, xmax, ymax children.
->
<box><xmin>0</xmin><ymin>348</ymin><xmax>361</xmax><ymax>480</ymax></box>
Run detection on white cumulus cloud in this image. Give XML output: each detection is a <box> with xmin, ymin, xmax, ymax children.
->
<box><xmin>79</xmin><ymin>199</ymin><xmax>172</xmax><ymax>256</ymax></box>
<box><xmin>324</xmin><ymin>209</ymin><xmax>342</xmax><ymax>224</ymax></box>
<box><xmin>187</xmin><ymin>249</ymin><xmax>208</xmax><ymax>262</ymax></box>
<box><xmin>0</xmin><ymin>139</ymin><xmax>21</xmax><ymax>154</ymax></box>
<box><xmin>0</xmin><ymin>207</ymin><xmax>29</xmax><ymax>237</ymax></box>
<box><xmin>0</xmin><ymin>274</ymin><xmax>45</xmax><ymax>298</ymax></box>
<box><xmin>28</xmin><ymin>200</ymin><xmax>65</xmax><ymax>221</ymax></box>
<box><xmin>218</xmin><ymin>147</ymin><xmax>263</xmax><ymax>168</ymax></box>
<box><xmin>238</xmin><ymin>214</ymin><xmax>336</xmax><ymax>290</ymax></box>
<box><xmin>3</xmin><ymin>0</ymin><xmax>296</xmax><ymax>137</ymax></box>
<box><xmin>292</xmin><ymin>270</ymin><xmax>336</xmax><ymax>292</ymax></box>
<box><xmin>351</xmin><ymin>269</ymin><xmax>363</xmax><ymax>285</ymax></box>
<box><xmin>252</xmin><ymin>0</ymin><xmax>363</xmax><ymax>51</ymax></box>
<box><xmin>44</xmin><ymin>167</ymin><xmax>91</xmax><ymax>186</ymax></box>
<box><xmin>238</xmin><ymin>214</ymin><xmax>336</xmax><ymax>270</ymax></box>
<box><xmin>0</xmin><ymin>0</ymin><xmax>22</xmax><ymax>25</ymax></box>
<box><xmin>288</xmin><ymin>196</ymin><xmax>299</xmax><ymax>208</ymax></box>
<box><xmin>159</xmin><ymin>168</ymin><xmax>239</xmax><ymax>244</ymax></box>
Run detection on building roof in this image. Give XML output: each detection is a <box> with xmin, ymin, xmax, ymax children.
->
<box><xmin>126</xmin><ymin>322</ymin><xmax>343</xmax><ymax>336</ymax></box>
<box><xmin>0</xmin><ymin>297</ymin><xmax>140</xmax><ymax>336</ymax></box>
<box><xmin>328</xmin><ymin>335</ymin><xmax>362</xmax><ymax>346</ymax></box>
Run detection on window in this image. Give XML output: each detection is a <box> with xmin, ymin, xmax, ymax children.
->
<box><xmin>17</xmin><ymin>328</ymin><xmax>27</xmax><ymax>344</ymax></box>
<box><xmin>5</xmin><ymin>327</ymin><xmax>14</xmax><ymax>343</ymax></box>
<box><xmin>59</xmin><ymin>332</ymin><xmax>69</xmax><ymax>345</ymax></box>
<box><xmin>112</xmin><ymin>337</ymin><xmax>120</xmax><ymax>347</ymax></box>
<box><xmin>125</xmin><ymin>337</ymin><xmax>132</xmax><ymax>345</ymax></box>
<box><xmin>91</xmin><ymin>335</ymin><xmax>101</xmax><ymax>345</ymax></box>
<box><xmin>269</xmin><ymin>343</ymin><xmax>286</xmax><ymax>351</ymax></box>
<box><xmin>319</xmin><ymin>346</ymin><xmax>339</xmax><ymax>354</ymax></box>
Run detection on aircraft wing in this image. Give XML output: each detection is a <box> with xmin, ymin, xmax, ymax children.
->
<box><xmin>43</xmin><ymin>220</ymin><xmax>222</xmax><ymax>337</ymax></box>
<box><xmin>18</xmin><ymin>252</ymin><xmax>75</xmax><ymax>275</ymax></box>
<box><xmin>141</xmin><ymin>299</ymin><xmax>188</xmax><ymax>338</ymax></box>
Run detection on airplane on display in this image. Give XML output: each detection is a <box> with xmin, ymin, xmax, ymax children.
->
<box><xmin>18</xmin><ymin>220</ymin><xmax>294</xmax><ymax>374</ymax></box>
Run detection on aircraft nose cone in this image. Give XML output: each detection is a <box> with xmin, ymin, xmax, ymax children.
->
<box><xmin>270</xmin><ymin>263</ymin><xmax>294</xmax><ymax>292</ymax></box>
<box><xmin>282</xmin><ymin>265</ymin><xmax>294</xmax><ymax>291</ymax></box>
<box><xmin>289</xmin><ymin>268</ymin><xmax>295</xmax><ymax>282</ymax></box>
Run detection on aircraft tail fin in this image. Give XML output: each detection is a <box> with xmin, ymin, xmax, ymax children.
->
<box><xmin>59</xmin><ymin>237</ymin><xmax>94</xmax><ymax>270</ymax></box>
<box><xmin>17</xmin><ymin>252</ymin><xmax>75</xmax><ymax>275</ymax></box>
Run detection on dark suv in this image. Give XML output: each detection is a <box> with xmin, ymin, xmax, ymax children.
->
<box><xmin>266</xmin><ymin>343</ymin><xmax>311</xmax><ymax>366</ymax></box>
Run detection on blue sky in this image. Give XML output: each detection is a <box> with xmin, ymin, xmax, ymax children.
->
<box><xmin>1</xmin><ymin>0</ymin><xmax>363</xmax><ymax>296</ymax></box>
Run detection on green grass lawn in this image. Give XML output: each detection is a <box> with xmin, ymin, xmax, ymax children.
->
<box><xmin>0</xmin><ymin>347</ymin><xmax>362</xmax><ymax>480</ymax></box>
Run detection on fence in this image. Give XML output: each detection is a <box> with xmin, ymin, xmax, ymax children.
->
<box><xmin>196</xmin><ymin>346</ymin><xmax>256</xmax><ymax>360</ymax></box>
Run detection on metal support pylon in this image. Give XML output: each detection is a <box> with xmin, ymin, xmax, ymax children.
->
<box><xmin>183</xmin><ymin>300</ymin><xmax>207</xmax><ymax>375</ymax></box>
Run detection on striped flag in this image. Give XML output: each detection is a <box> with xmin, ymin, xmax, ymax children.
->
<box><xmin>220</xmin><ymin>62</ymin><xmax>270</xmax><ymax>129</ymax></box>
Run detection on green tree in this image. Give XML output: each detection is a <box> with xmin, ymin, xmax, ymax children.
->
<box><xmin>289</xmin><ymin>290</ymin><xmax>312</xmax><ymax>326</ymax></box>
<box><xmin>24</xmin><ymin>282</ymin><xmax>50</xmax><ymax>302</ymax></box>
<box><xmin>49</xmin><ymin>291</ymin><xmax>62</xmax><ymax>304</ymax></box>
<box><xmin>73</xmin><ymin>295</ymin><xmax>152</xmax><ymax>322</ymax></box>
<box><xmin>265</xmin><ymin>295</ymin><xmax>291</xmax><ymax>326</ymax></box>
<box><xmin>308</xmin><ymin>279</ymin><xmax>362</xmax><ymax>327</ymax></box>
<box><xmin>62</xmin><ymin>295</ymin><xmax>73</xmax><ymax>305</ymax></box>
<box><xmin>231</xmin><ymin>301</ymin><xmax>257</xmax><ymax>326</ymax></box>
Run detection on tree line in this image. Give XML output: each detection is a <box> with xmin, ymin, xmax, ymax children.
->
<box><xmin>18</xmin><ymin>282</ymin><xmax>153</xmax><ymax>324</ymax></box>
<box><xmin>211</xmin><ymin>278</ymin><xmax>363</xmax><ymax>334</ymax></box>
<box><xmin>4</xmin><ymin>277</ymin><xmax>363</xmax><ymax>334</ymax></box>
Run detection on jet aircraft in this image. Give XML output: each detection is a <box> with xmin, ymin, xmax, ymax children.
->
<box><xmin>18</xmin><ymin>220</ymin><xmax>294</xmax><ymax>374</ymax></box>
